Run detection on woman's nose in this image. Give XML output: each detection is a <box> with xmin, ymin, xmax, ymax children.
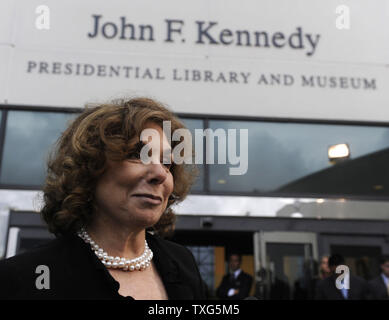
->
<box><xmin>146</xmin><ymin>163</ymin><xmax>168</xmax><ymax>185</ymax></box>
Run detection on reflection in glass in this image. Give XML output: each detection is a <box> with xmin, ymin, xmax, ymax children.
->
<box><xmin>187</xmin><ymin>246</ymin><xmax>214</xmax><ymax>292</ymax></box>
<box><xmin>181</xmin><ymin>118</ymin><xmax>204</xmax><ymax>192</ymax></box>
<box><xmin>0</xmin><ymin>111</ymin><xmax>75</xmax><ymax>186</ymax></box>
<box><xmin>208</xmin><ymin>120</ymin><xmax>389</xmax><ymax>197</ymax></box>
<box><xmin>266</xmin><ymin>243</ymin><xmax>314</xmax><ymax>300</ymax></box>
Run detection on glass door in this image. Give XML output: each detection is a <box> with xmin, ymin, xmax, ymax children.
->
<box><xmin>253</xmin><ymin>231</ymin><xmax>318</xmax><ymax>300</ymax></box>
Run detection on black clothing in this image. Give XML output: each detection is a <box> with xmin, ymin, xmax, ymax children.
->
<box><xmin>293</xmin><ymin>277</ymin><xmax>319</xmax><ymax>300</ymax></box>
<box><xmin>314</xmin><ymin>274</ymin><xmax>369</xmax><ymax>300</ymax></box>
<box><xmin>0</xmin><ymin>231</ymin><xmax>207</xmax><ymax>300</ymax></box>
<box><xmin>269</xmin><ymin>277</ymin><xmax>290</xmax><ymax>300</ymax></box>
<box><xmin>368</xmin><ymin>275</ymin><xmax>389</xmax><ymax>300</ymax></box>
<box><xmin>216</xmin><ymin>270</ymin><xmax>253</xmax><ymax>300</ymax></box>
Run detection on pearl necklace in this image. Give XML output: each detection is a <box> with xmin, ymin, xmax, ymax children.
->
<box><xmin>77</xmin><ymin>228</ymin><xmax>153</xmax><ymax>272</ymax></box>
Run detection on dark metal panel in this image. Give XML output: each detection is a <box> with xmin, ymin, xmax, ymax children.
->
<box><xmin>0</xmin><ymin>109</ymin><xmax>8</xmax><ymax>173</ymax></box>
<box><xmin>3</xmin><ymin>104</ymin><xmax>389</xmax><ymax>126</ymax></box>
<box><xmin>175</xmin><ymin>215</ymin><xmax>389</xmax><ymax>236</ymax></box>
<box><xmin>177</xmin><ymin>112</ymin><xmax>389</xmax><ymax>128</ymax></box>
<box><xmin>18</xmin><ymin>227</ymin><xmax>54</xmax><ymax>240</ymax></box>
<box><xmin>319</xmin><ymin>234</ymin><xmax>389</xmax><ymax>256</ymax></box>
<box><xmin>0</xmin><ymin>184</ymin><xmax>42</xmax><ymax>190</ymax></box>
<box><xmin>9</xmin><ymin>211</ymin><xmax>45</xmax><ymax>227</ymax></box>
<box><xmin>0</xmin><ymin>104</ymin><xmax>81</xmax><ymax>113</ymax></box>
<box><xmin>9</xmin><ymin>211</ymin><xmax>389</xmax><ymax>236</ymax></box>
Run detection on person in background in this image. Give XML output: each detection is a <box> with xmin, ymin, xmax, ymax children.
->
<box><xmin>315</xmin><ymin>254</ymin><xmax>369</xmax><ymax>300</ymax></box>
<box><xmin>368</xmin><ymin>255</ymin><xmax>389</xmax><ymax>300</ymax></box>
<box><xmin>293</xmin><ymin>259</ymin><xmax>319</xmax><ymax>300</ymax></box>
<box><xmin>319</xmin><ymin>255</ymin><xmax>331</xmax><ymax>280</ymax></box>
<box><xmin>253</xmin><ymin>268</ymin><xmax>268</xmax><ymax>300</ymax></box>
<box><xmin>293</xmin><ymin>255</ymin><xmax>328</xmax><ymax>300</ymax></box>
<box><xmin>216</xmin><ymin>253</ymin><xmax>253</xmax><ymax>300</ymax></box>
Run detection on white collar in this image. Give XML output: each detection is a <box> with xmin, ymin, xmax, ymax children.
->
<box><xmin>233</xmin><ymin>269</ymin><xmax>242</xmax><ymax>278</ymax></box>
<box><xmin>381</xmin><ymin>273</ymin><xmax>389</xmax><ymax>284</ymax></box>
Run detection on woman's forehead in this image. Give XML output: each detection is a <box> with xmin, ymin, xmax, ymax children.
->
<box><xmin>140</xmin><ymin>122</ymin><xmax>172</xmax><ymax>151</ymax></box>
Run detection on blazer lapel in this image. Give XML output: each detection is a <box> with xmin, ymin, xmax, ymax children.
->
<box><xmin>379</xmin><ymin>277</ymin><xmax>388</xmax><ymax>297</ymax></box>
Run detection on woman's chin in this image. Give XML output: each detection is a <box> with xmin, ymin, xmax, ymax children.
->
<box><xmin>132</xmin><ymin>209</ymin><xmax>164</xmax><ymax>228</ymax></box>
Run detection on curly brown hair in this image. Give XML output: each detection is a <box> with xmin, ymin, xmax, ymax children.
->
<box><xmin>41</xmin><ymin>97</ymin><xmax>196</xmax><ymax>237</ymax></box>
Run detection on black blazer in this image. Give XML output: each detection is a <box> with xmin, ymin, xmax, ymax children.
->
<box><xmin>315</xmin><ymin>274</ymin><xmax>369</xmax><ymax>300</ymax></box>
<box><xmin>216</xmin><ymin>270</ymin><xmax>253</xmax><ymax>300</ymax></box>
<box><xmin>0</xmin><ymin>231</ymin><xmax>208</xmax><ymax>300</ymax></box>
<box><xmin>368</xmin><ymin>276</ymin><xmax>389</xmax><ymax>300</ymax></box>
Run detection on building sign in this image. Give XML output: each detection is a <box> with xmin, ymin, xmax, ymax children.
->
<box><xmin>0</xmin><ymin>0</ymin><xmax>388</xmax><ymax>122</ymax></box>
<box><xmin>86</xmin><ymin>16</ymin><xmax>321</xmax><ymax>57</ymax></box>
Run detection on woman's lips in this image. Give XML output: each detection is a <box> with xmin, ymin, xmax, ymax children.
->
<box><xmin>133</xmin><ymin>194</ymin><xmax>162</xmax><ymax>205</ymax></box>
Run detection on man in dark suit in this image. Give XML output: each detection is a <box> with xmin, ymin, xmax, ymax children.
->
<box><xmin>216</xmin><ymin>253</ymin><xmax>253</xmax><ymax>300</ymax></box>
<box><xmin>368</xmin><ymin>255</ymin><xmax>389</xmax><ymax>300</ymax></box>
<box><xmin>315</xmin><ymin>254</ymin><xmax>369</xmax><ymax>300</ymax></box>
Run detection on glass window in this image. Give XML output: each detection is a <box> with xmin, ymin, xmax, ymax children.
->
<box><xmin>187</xmin><ymin>246</ymin><xmax>214</xmax><ymax>291</ymax></box>
<box><xmin>0</xmin><ymin>110</ymin><xmax>2</xmax><ymax>146</ymax></box>
<box><xmin>208</xmin><ymin>120</ymin><xmax>389</xmax><ymax>198</ymax></box>
<box><xmin>0</xmin><ymin>111</ymin><xmax>75</xmax><ymax>186</ymax></box>
<box><xmin>181</xmin><ymin>118</ymin><xmax>204</xmax><ymax>192</ymax></box>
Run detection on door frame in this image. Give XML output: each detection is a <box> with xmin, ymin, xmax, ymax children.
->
<box><xmin>254</xmin><ymin>231</ymin><xmax>319</xmax><ymax>273</ymax></box>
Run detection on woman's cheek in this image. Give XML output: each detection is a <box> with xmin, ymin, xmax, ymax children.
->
<box><xmin>168</xmin><ymin>173</ymin><xmax>174</xmax><ymax>194</ymax></box>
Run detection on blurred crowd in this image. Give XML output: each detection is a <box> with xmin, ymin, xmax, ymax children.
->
<box><xmin>215</xmin><ymin>253</ymin><xmax>389</xmax><ymax>300</ymax></box>
<box><xmin>295</xmin><ymin>254</ymin><xmax>389</xmax><ymax>300</ymax></box>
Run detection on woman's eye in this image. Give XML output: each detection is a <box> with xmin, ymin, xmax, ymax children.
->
<box><xmin>162</xmin><ymin>161</ymin><xmax>174</xmax><ymax>171</ymax></box>
<box><xmin>162</xmin><ymin>156</ymin><xmax>174</xmax><ymax>169</ymax></box>
<box><xmin>127</xmin><ymin>142</ymin><xmax>145</xmax><ymax>160</ymax></box>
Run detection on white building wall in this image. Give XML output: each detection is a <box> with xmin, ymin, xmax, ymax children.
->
<box><xmin>0</xmin><ymin>0</ymin><xmax>388</xmax><ymax>122</ymax></box>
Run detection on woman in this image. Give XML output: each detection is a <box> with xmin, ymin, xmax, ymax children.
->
<box><xmin>0</xmin><ymin>97</ymin><xmax>207</xmax><ymax>300</ymax></box>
